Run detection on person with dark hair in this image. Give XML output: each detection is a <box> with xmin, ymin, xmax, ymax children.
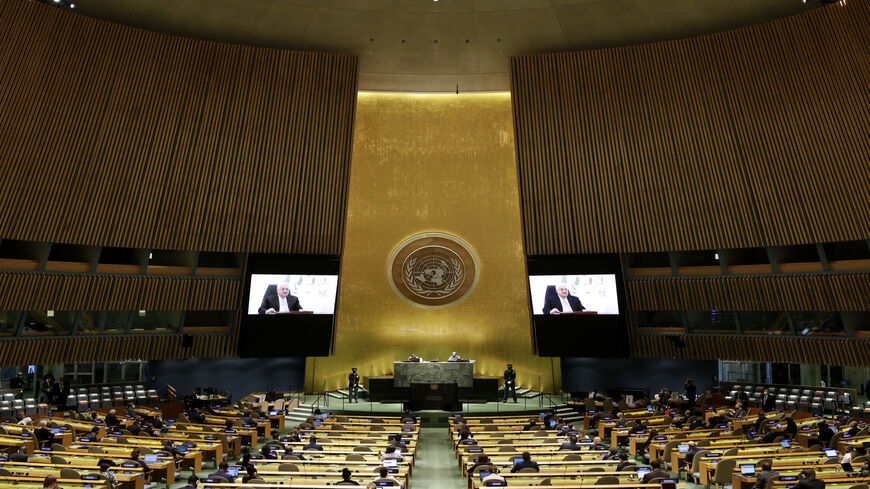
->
<box><xmin>265</xmin><ymin>388</ymin><xmax>280</xmax><ymax>403</ymax></box>
<box><xmin>616</xmin><ymin>453</ymin><xmax>632</xmax><ymax>471</ymax></box>
<box><xmin>260</xmin><ymin>439</ymin><xmax>285</xmax><ymax>459</ymax></box>
<box><xmin>381</xmin><ymin>446</ymin><xmax>403</xmax><ymax>462</ymax></box>
<box><xmin>188</xmin><ymin>408</ymin><xmax>205</xmax><ymax>425</ymax></box>
<box><xmin>685</xmin><ymin>441</ymin><xmax>700</xmax><ymax>465</ymax></box>
<box><xmin>348</xmin><ymin>368</ymin><xmax>360</xmax><ymax>403</ymax></box>
<box><xmin>816</xmin><ymin>422</ymin><xmax>834</xmax><ymax>446</ymax></box>
<box><xmin>468</xmin><ymin>454</ymin><xmax>491</xmax><ymax>474</ymax></box>
<box><xmin>642</xmin><ymin>461</ymin><xmax>669</xmax><ymax>483</ymax></box>
<box><xmin>783</xmin><ymin>417</ymin><xmax>798</xmax><ymax>438</ymax></box>
<box><xmin>401</xmin><ymin>409</ymin><xmax>416</xmax><ymax>423</ymax></box>
<box><xmin>209</xmin><ymin>462</ymin><xmax>236</xmax><ymax>483</ymax></box>
<box><xmin>510</xmin><ymin>451</ymin><xmax>539</xmax><ymax>472</ymax></box>
<box><xmin>685</xmin><ymin>378</ymin><xmax>697</xmax><ymax>410</ymax></box>
<box><xmin>559</xmin><ymin>435</ymin><xmax>581</xmax><ymax>451</ymax></box>
<box><xmin>753</xmin><ymin>461</ymin><xmax>779</xmax><ymax>489</ymax></box>
<box><xmin>99</xmin><ymin>462</ymin><xmax>118</xmax><ymax>489</ymax></box>
<box><xmin>130</xmin><ymin>448</ymin><xmax>152</xmax><ymax>478</ymax></box>
<box><xmin>523</xmin><ymin>418</ymin><xmax>538</xmax><ymax>431</ymax></box>
<box><xmin>241</xmin><ymin>465</ymin><xmax>258</xmax><ymax>483</ymax></box>
<box><xmin>638</xmin><ymin>429</ymin><xmax>659</xmax><ymax>458</ymax></box>
<box><xmin>795</xmin><ymin>469</ymin><xmax>824</xmax><ymax>489</ymax></box>
<box><xmin>503</xmin><ymin>364</ymin><xmax>517</xmax><ymax>403</ymax></box>
<box><xmin>303</xmin><ymin>435</ymin><xmax>323</xmax><ymax>451</ymax></box>
<box><xmin>846</xmin><ymin>421</ymin><xmax>860</xmax><ymax>437</ymax></box>
<box><xmin>180</xmin><ymin>475</ymin><xmax>199</xmax><ymax>489</ymax></box>
<box><xmin>458</xmin><ymin>425</ymin><xmax>473</xmax><ymax>442</ymax></box>
<box><xmin>337</xmin><ymin>468</ymin><xmax>359</xmax><ymax>486</ymax></box>
<box><xmin>42</xmin><ymin>476</ymin><xmax>59</xmax><ymax>489</ymax></box>
<box><xmin>371</xmin><ymin>467</ymin><xmax>400</xmax><ymax>486</ymax></box>
<box><xmin>239</xmin><ymin>451</ymin><xmax>253</xmax><ymax>469</ymax></box>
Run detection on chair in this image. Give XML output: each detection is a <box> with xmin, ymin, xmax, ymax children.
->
<box><xmin>499</xmin><ymin>446</ymin><xmax>515</xmax><ymax>453</ymax></box>
<box><xmin>538</xmin><ymin>479</ymin><xmax>552</xmax><ymax>486</ymax></box>
<box><xmin>620</xmin><ymin>465</ymin><xmax>638</xmax><ymax>472</ymax></box>
<box><xmin>847</xmin><ymin>485</ymin><xmax>869</xmax><ymax>489</ymax></box>
<box><xmin>687</xmin><ymin>449</ymin><xmax>709</xmax><ymax>483</ymax></box>
<box><xmin>353</xmin><ymin>446</ymin><xmax>371</xmax><ymax>452</ymax></box>
<box><xmin>562</xmin><ymin>454</ymin><xmax>581</xmax><ymax>461</ymax></box>
<box><xmin>483</xmin><ymin>480</ymin><xmax>504</xmax><ymax>487</ymax></box>
<box><xmin>331</xmin><ymin>424</ymin><xmax>345</xmax><ymax>431</ymax></box>
<box><xmin>649</xmin><ymin>478</ymin><xmax>666</xmax><ymax>485</ymax></box>
<box><xmin>279</xmin><ymin>462</ymin><xmax>299</xmax><ymax>471</ymax></box>
<box><xmin>51</xmin><ymin>455</ymin><xmax>68</xmax><ymax>464</ymax></box>
<box><xmin>369</xmin><ymin>425</ymin><xmax>384</xmax><ymax>431</ymax></box>
<box><xmin>584</xmin><ymin>467</ymin><xmax>605</xmax><ymax>472</ymax></box>
<box><xmin>497</xmin><ymin>439</ymin><xmax>512</xmax><ymax>445</ymax></box>
<box><xmin>344</xmin><ymin>454</ymin><xmax>365</xmax><ymax>462</ymax></box>
<box><xmin>723</xmin><ymin>447</ymin><xmax>739</xmax><ymax>456</ymax></box>
<box><xmin>596</xmin><ymin>476</ymin><xmax>619</xmax><ymax>485</ymax></box>
<box><xmin>519</xmin><ymin>467</ymin><xmax>538</xmax><ymax>473</ymax></box>
<box><xmin>808</xmin><ymin>444</ymin><xmax>823</xmax><ymax>452</ymax></box>
<box><xmin>88</xmin><ymin>446</ymin><xmax>105</xmax><ymax>453</ymax></box>
<box><xmin>60</xmin><ymin>468</ymin><xmax>80</xmax><ymax>479</ymax></box>
<box><xmin>51</xmin><ymin>442</ymin><xmax>66</xmax><ymax>452</ymax></box>
<box><xmin>247</xmin><ymin>479</ymin><xmax>266</xmax><ymax>484</ymax></box>
<box><xmin>823</xmin><ymin>457</ymin><xmax>840</xmax><ymax>465</ymax></box>
<box><xmin>0</xmin><ymin>469</ymin><xmax>9</xmax><ymax>476</ymax></box>
<box><xmin>282</xmin><ymin>454</ymin><xmax>301</xmax><ymax>460</ymax></box>
<box><xmin>711</xmin><ymin>458</ymin><xmax>737</xmax><ymax>489</ymax></box>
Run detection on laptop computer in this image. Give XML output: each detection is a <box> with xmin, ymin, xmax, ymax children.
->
<box><xmin>678</xmin><ymin>444</ymin><xmax>689</xmax><ymax>454</ymax></box>
<box><xmin>227</xmin><ymin>467</ymin><xmax>240</xmax><ymax>478</ymax></box>
<box><xmin>740</xmin><ymin>464</ymin><xmax>756</xmax><ymax>476</ymax></box>
<box><xmin>383</xmin><ymin>458</ymin><xmax>398</xmax><ymax>468</ymax></box>
<box><xmin>479</xmin><ymin>471</ymin><xmax>490</xmax><ymax>481</ymax></box>
<box><xmin>637</xmin><ymin>468</ymin><xmax>651</xmax><ymax>479</ymax></box>
<box><xmin>780</xmin><ymin>440</ymin><xmax>790</xmax><ymax>448</ymax></box>
<box><xmin>50</xmin><ymin>428</ymin><xmax>61</xmax><ymax>434</ymax></box>
<box><xmin>313</xmin><ymin>419</ymin><xmax>322</xmax><ymax>427</ymax></box>
<box><xmin>548</xmin><ymin>419</ymin><xmax>557</xmax><ymax>428</ymax></box>
<box><xmin>144</xmin><ymin>454</ymin><xmax>158</xmax><ymax>463</ymax></box>
<box><xmin>513</xmin><ymin>457</ymin><xmax>523</xmax><ymax>466</ymax></box>
<box><xmin>824</xmin><ymin>448</ymin><xmax>838</xmax><ymax>458</ymax></box>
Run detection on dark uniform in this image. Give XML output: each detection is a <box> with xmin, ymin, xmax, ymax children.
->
<box><xmin>503</xmin><ymin>365</ymin><xmax>517</xmax><ymax>402</ymax></box>
<box><xmin>348</xmin><ymin>369</ymin><xmax>360</xmax><ymax>403</ymax></box>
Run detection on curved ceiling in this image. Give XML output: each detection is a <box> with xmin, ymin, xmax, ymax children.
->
<box><xmin>74</xmin><ymin>0</ymin><xmax>824</xmax><ymax>92</ymax></box>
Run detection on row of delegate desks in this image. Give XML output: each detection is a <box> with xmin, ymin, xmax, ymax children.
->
<box><xmin>0</xmin><ymin>476</ymin><xmax>109</xmax><ymax>489</ymax></box>
<box><xmin>0</xmin><ymin>460</ymin><xmax>145</xmax><ymax>489</ymax></box>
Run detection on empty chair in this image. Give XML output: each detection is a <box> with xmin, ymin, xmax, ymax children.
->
<box><xmin>596</xmin><ymin>477</ymin><xmax>619</xmax><ymax>485</ymax></box>
<box><xmin>344</xmin><ymin>454</ymin><xmax>366</xmax><ymax>462</ymax></box>
<box><xmin>562</xmin><ymin>454</ymin><xmax>582</xmax><ymax>461</ymax></box>
<box><xmin>60</xmin><ymin>468</ymin><xmax>80</xmax><ymax>479</ymax></box>
<box><xmin>24</xmin><ymin>398</ymin><xmax>37</xmax><ymax>415</ymax></box>
<box><xmin>282</xmin><ymin>454</ymin><xmax>301</xmax><ymax>460</ymax></box>
<box><xmin>279</xmin><ymin>462</ymin><xmax>300</xmax><ymax>471</ymax></box>
<box><xmin>352</xmin><ymin>446</ymin><xmax>371</xmax><ymax>452</ymax></box>
<box><xmin>584</xmin><ymin>467</ymin><xmax>605</xmax><ymax>473</ymax></box>
<box><xmin>147</xmin><ymin>389</ymin><xmax>159</xmax><ymax>401</ymax></box>
<box><xmin>51</xmin><ymin>455</ymin><xmax>68</xmax><ymax>464</ymax></box>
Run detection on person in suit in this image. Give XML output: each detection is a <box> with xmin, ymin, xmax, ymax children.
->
<box><xmin>503</xmin><ymin>364</ymin><xmax>517</xmax><ymax>402</ymax></box>
<box><xmin>794</xmin><ymin>468</ymin><xmax>825</xmax><ymax>489</ymax></box>
<box><xmin>558</xmin><ymin>435</ymin><xmax>581</xmax><ymax>451</ymax></box>
<box><xmin>348</xmin><ymin>368</ymin><xmax>360</xmax><ymax>403</ymax></box>
<box><xmin>9</xmin><ymin>447</ymin><xmax>28</xmax><ymax>462</ymax></box>
<box><xmin>303</xmin><ymin>435</ymin><xmax>323</xmax><ymax>451</ymax></box>
<box><xmin>816</xmin><ymin>422</ymin><xmax>834</xmax><ymax>446</ymax></box>
<box><xmin>616</xmin><ymin>453</ymin><xmax>633</xmax><ymax>471</ymax></box>
<box><xmin>684</xmin><ymin>441</ymin><xmax>700</xmax><ymax>466</ymax></box>
<box><xmin>258</xmin><ymin>283</ymin><xmax>302</xmax><ymax>314</ymax></box>
<box><xmin>337</xmin><ymin>468</ymin><xmax>359</xmax><ymax>486</ymax></box>
<box><xmin>846</xmin><ymin>421</ymin><xmax>860</xmax><ymax>437</ymax></box>
<box><xmin>753</xmin><ymin>461</ymin><xmax>779</xmax><ymax>489</ymax></box>
<box><xmin>241</xmin><ymin>466</ymin><xmax>259</xmax><ymax>484</ymax></box>
<box><xmin>265</xmin><ymin>388</ymin><xmax>280</xmax><ymax>403</ymax></box>
<box><xmin>34</xmin><ymin>420</ymin><xmax>54</xmax><ymax>447</ymax></box>
<box><xmin>54</xmin><ymin>378</ymin><xmax>70</xmax><ymax>407</ymax></box>
<box><xmin>42</xmin><ymin>476</ymin><xmax>59</xmax><ymax>489</ymax></box>
<box><xmin>641</xmin><ymin>461</ymin><xmax>669</xmax><ymax>483</ymax></box>
<box><xmin>543</xmin><ymin>284</ymin><xmax>585</xmax><ymax>314</ymax></box>
<box><xmin>179</xmin><ymin>475</ymin><xmax>198</xmax><ymax>489</ymax></box>
<box><xmin>761</xmin><ymin>389</ymin><xmax>776</xmax><ymax>412</ymax></box>
<box><xmin>208</xmin><ymin>462</ymin><xmax>236</xmax><ymax>483</ymax></box>
<box><xmin>685</xmin><ymin>379</ymin><xmax>697</xmax><ymax>409</ymax></box>
<box><xmin>468</xmin><ymin>454</ymin><xmax>492</xmax><ymax>474</ymax></box>
<box><xmin>510</xmin><ymin>451</ymin><xmax>539</xmax><ymax>472</ymax></box>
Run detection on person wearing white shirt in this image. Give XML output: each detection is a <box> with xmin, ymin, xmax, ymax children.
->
<box><xmin>258</xmin><ymin>282</ymin><xmax>302</xmax><ymax>314</ymax></box>
<box><xmin>448</xmin><ymin>352</ymin><xmax>461</xmax><ymax>361</ymax></box>
<box><xmin>543</xmin><ymin>284</ymin><xmax>585</xmax><ymax>315</ymax></box>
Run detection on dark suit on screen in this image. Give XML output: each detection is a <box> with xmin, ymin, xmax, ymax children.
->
<box><xmin>258</xmin><ymin>284</ymin><xmax>302</xmax><ymax>314</ymax></box>
<box><xmin>542</xmin><ymin>285</ymin><xmax>585</xmax><ymax>314</ymax></box>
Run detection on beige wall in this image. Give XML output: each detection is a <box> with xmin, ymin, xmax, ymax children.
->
<box><xmin>305</xmin><ymin>92</ymin><xmax>561</xmax><ymax>393</ymax></box>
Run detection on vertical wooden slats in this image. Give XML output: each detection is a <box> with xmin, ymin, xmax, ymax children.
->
<box><xmin>510</xmin><ymin>0</ymin><xmax>870</xmax><ymax>255</ymax></box>
<box><xmin>0</xmin><ymin>272</ymin><xmax>239</xmax><ymax>310</ymax></box>
<box><xmin>0</xmin><ymin>0</ymin><xmax>358</xmax><ymax>254</ymax></box>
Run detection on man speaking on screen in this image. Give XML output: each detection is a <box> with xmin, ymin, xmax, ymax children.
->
<box><xmin>258</xmin><ymin>282</ymin><xmax>302</xmax><ymax>314</ymax></box>
<box><xmin>543</xmin><ymin>283</ymin><xmax>585</xmax><ymax>315</ymax></box>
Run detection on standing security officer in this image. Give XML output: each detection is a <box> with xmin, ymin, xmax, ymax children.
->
<box><xmin>503</xmin><ymin>364</ymin><xmax>517</xmax><ymax>403</ymax></box>
<box><xmin>348</xmin><ymin>368</ymin><xmax>360</xmax><ymax>403</ymax></box>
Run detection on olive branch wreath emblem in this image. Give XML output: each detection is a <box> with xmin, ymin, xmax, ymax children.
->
<box><xmin>404</xmin><ymin>257</ymin><xmax>463</xmax><ymax>297</ymax></box>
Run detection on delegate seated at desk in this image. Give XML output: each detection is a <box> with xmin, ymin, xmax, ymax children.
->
<box><xmin>258</xmin><ymin>283</ymin><xmax>302</xmax><ymax>314</ymax></box>
<box><xmin>543</xmin><ymin>284</ymin><xmax>585</xmax><ymax>315</ymax></box>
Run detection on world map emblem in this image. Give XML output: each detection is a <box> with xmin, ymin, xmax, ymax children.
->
<box><xmin>387</xmin><ymin>233</ymin><xmax>480</xmax><ymax>309</ymax></box>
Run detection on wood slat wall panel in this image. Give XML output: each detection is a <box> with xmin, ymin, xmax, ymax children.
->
<box><xmin>511</xmin><ymin>0</ymin><xmax>870</xmax><ymax>255</ymax></box>
<box><xmin>0</xmin><ymin>272</ymin><xmax>239</xmax><ymax>310</ymax></box>
<box><xmin>0</xmin><ymin>335</ymin><xmax>233</xmax><ymax>367</ymax></box>
<box><xmin>635</xmin><ymin>335</ymin><xmax>870</xmax><ymax>367</ymax></box>
<box><xmin>0</xmin><ymin>0</ymin><xmax>358</xmax><ymax>254</ymax></box>
<box><xmin>627</xmin><ymin>273</ymin><xmax>870</xmax><ymax>311</ymax></box>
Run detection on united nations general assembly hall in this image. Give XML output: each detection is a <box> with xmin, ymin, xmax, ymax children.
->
<box><xmin>0</xmin><ymin>0</ymin><xmax>869</xmax><ymax>488</ymax></box>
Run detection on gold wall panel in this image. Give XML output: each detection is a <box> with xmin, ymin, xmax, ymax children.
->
<box><xmin>306</xmin><ymin>93</ymin><xmax>561</xmax><ymax>393</ymax></box>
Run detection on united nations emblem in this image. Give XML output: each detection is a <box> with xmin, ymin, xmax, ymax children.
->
<box><xmin>388</xmin><ymin>233</ymin><xmax>480</xmax><ymax>309</ymax></box>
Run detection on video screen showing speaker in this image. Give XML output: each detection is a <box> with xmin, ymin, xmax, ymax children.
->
<box><xmin>528</xmin><ymin>254</ymin><xmax>628</xmax><ymax>357</ymax></box>
<box><xmin>238</xmin><ymin>254</ymin><xmax>340</xmax><ymax>357</ymax></box>
<box><xmin>247</xmin><ymin>274</ymin><xmax>338</xmax><ymax>315</ymax></box>
<box><xmin>529</xmin><ymin>275</ymin><xmax>620</xmax><ymax>316</ymax></box>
